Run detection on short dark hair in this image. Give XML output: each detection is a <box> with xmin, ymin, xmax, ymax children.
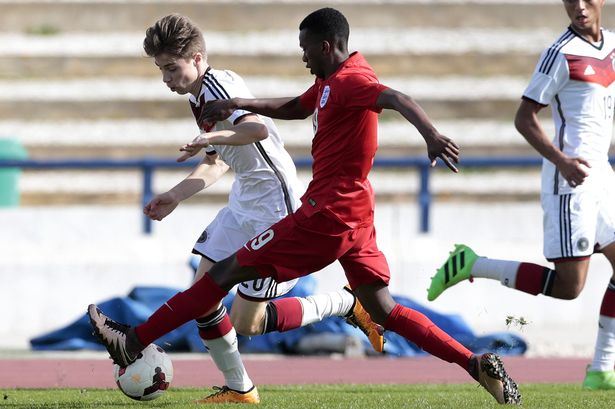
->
<box><xmin>299</xmin><ymin>7</ymin><xmax>349</xmax><ymax>45</ymax></box>
<box><xmin>143</xmin><ymin>14</ymin><xmax>206</xmax><ymax>59</ymax></box>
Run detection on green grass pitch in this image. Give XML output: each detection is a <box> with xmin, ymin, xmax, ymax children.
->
<box><xmin>1</xmin><ymin>384</ymin><xmax>614</xmax><ymax>408</ymax></box>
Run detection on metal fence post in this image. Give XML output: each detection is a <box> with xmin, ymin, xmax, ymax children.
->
<box><xmin>418</xmin><ymin>162</ymin><xmax>431</xmax><ymax>233</ymax></box>
<box><xmin>142</xmin><ymin>161</ymin><xmax>154</xmax><ymax>235</ymax></box>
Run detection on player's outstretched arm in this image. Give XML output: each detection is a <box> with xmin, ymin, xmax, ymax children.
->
<box><xmin>178</xmin><ymin>115</ymin><xmax>268</xmax><ymax>161</ymax></box>
<box><xmin>144</xmin><ymin>154</ymin><xmax>229</xmax><ymax>221</ymax></box>
<box><xmin>377</xmin><ymin>88</ymin><xmax>459</xmax><ymax>172</ymax></box>
<box><xmin>515</xmin><ymin>98</ymin><xmax>590</xmax><ymax>187</ymax></box>
<box><xmin>200</xmin><ymin>96</ymin><xmax>312</xmax><ymax>123</ymax></box>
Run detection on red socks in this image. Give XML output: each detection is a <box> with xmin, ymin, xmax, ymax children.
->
<box><xmin>135</xmin><ymin>273</ymin><xmax>228</xmax><ymax>346</ymax></box>
<box><xmin>197</xmin><ymin>307</ymin><xmax>234</xmax><ymax>340</ymax></box>
<box><xmin>515</xmin><ymin>263</ymin><xmax>555</xmax><ymax>296</ymax></box>
<box><xmin>384</xmin><ymin>304</ymin><xmax>472</xmax><ymax>370</ymax></box>
<box><xmin>600</xmin><ymin>280</ymin><xmax>615</xmax><ymax>318</ymax></box>
<box><xmin>269</xmin><ymin>297</ymin><xmax>303</xmax><ymax>332</ymax></box>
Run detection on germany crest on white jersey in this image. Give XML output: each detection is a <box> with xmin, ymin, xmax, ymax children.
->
<box><xmin>523</xmin><ymin>28</ymin><xmax>615</xmax><ymax>194</ymax></box>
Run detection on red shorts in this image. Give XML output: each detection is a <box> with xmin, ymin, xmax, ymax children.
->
<box><xmin>236</xmin><ymin>206</ymin><xmax>390</xmax><ymax>289</ymax></box>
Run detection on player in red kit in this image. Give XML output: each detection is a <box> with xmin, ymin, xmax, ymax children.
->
<box><xmin>88</xmin><ymin>8</ymin><xmax>521</xmax><ymax>405</ymax></box>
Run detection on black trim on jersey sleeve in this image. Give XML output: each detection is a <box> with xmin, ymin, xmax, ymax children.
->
<box><xmin>191</xmin><ymin>248</ymin><xmax>218</xmax><ymax>263</ymax></box>
<box><xmin>521</xmin><ymin>95</ymin><xmax>548</xmax><ymax>107</ymax></box>
<box><xmin>233</xmin><ymin>113</ymin><xmax>259</xmax><ymax>126</ymax></box>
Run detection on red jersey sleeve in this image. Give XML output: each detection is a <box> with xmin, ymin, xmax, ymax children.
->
<box><xmin>299</xmin><ymin>82</ymin><xmax>319</xmax><ymax>110</ymax></box>
<box><xmin>338</xmin><ymin>74</ymin><xmax>388</xmax><ymax>112</ymax></box>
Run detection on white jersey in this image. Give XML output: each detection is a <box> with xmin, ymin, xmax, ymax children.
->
<box><xmin>189</xmin><ymin>68</ymin><xmax>302</xmax><ymax>224</ymax></box>
<box><xmin>523</xmin><ymin>28</ymin><xmax>615</xmax><ymax>194</ymax></box>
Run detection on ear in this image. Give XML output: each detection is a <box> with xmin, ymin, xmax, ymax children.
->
<box><xmin>193</xmin><ymin>52</ymin><xmax>202</xmax><ymax>66</ymax></box>
<box><xmin>322</xmin><ymin>40</ymin><xmax>332</xmax><ymax>55</ymax></box>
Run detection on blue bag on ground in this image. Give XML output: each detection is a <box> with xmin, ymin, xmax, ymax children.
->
<box><xmin>31</xmin><ymin>275</ymin><xmax>526</xmax><ymax>356</ymax></box>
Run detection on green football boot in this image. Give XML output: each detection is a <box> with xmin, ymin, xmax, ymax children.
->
<box><xmin>427</xmin><ymin>244</ymin><xmax>478</xmax><ymax>301</ymax></box>
<box><xmin>582</xmin><ymin>367</ymin><xmax>615</xmax><ymax>390</ymax></box>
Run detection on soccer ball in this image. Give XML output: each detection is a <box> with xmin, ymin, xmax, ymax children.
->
<box><xmin>113</xmin><ymin>343</ymin><xmax>174</xmax><ymax>401</ymax></box>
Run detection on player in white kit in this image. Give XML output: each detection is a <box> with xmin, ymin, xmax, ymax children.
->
<box><xmin>141</xmin><ymin>14</ymin><xmax>384</xmax><ymax>404</ymax></box>
<box><xmin>427</xmin><ymin>0</ymin><xmax>615</xmax><ymax>390</ymax></box>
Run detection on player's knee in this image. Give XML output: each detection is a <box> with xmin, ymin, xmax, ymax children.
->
<box><xmin>209</xmin><ymin>255</ymin><xmax>256</xmax><ymax>290</ymax></box>
<box><xmin>370</xmin><ymin>308</ymin><xmax>392</xmax><ymax>325</ymax></box>
<box><xmin>354</xmin><ymin>285</ymin><xmax>395</xmax><ymax>325</ymax></box>
<box><xmin>229</xmin><ymin>307</ymin><xmax>264</xmax><ymax>336</ymax></box>
<box><xmin>551</xmin><ymin>277</ymin><xmax>584</xmax><ymax>299</ymax></box>
<box><xmin>556</xmin><ymin>283</ymin><xmax>583</xmax><ymax>300</ymax></box>
<box><xmin>232</xmin><ymin>318</ymin><xmax>262</xmax><ymax>336</ymax></box>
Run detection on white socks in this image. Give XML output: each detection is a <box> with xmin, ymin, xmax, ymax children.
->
<box><xmin>591</xmin><ymin>315</ymin><xmax>615</xmax><ymax>372</ymax></box>
<box><xmin>202</xmin><ymin>327</ymin><xmax>253</xmax><ymax>392</ymax></box>
<box><xmin>472</xmin><ymin>257</ymin><xmax>521</xmax><ymax>289</ymax></box>
<box><xmin>298</xmin><ymin>289</ymin><xmax>356</xmax><ymax>326</ymax></box>
<box><xmin>201</xmin><ymin>288</ymin><xmax>356</xmax><ymax>391</ymax></box>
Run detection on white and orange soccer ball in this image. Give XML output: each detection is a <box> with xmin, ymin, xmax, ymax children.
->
<box><xmin>113</xmin><ymin>343</ymin><xmax>174</xmax><ymax>401</ymax></box>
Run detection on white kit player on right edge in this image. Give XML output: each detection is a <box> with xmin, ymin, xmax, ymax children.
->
<box><xmin>427</xmin><ymin>0</ymin><xmax>615</xmax><ymax>391</ymax></box>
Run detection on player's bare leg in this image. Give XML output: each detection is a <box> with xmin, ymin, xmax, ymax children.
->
<box><xmin>230</xmin><ymin>297</ymin><xmax>269</xmax><ymax>336</ymax></box>
<box><xmin>231</xmin><ymin>286</ymin><xmax>384</xmax><ymax>353</ymax></box>
<box><xmin>355</xmin><ymin>283</ymin><xmax>521</xmax><ymax>404</ymax></box>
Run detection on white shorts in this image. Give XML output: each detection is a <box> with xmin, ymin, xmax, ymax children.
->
<box><xmin>192</xmin><ymin>206</ymin><xmax>298</xmax><ymax>300</ymax></box>
<box><xmin>542</xmin><ymin>183</ymin><xmax>615</xmax><ymax>261</ymax></box>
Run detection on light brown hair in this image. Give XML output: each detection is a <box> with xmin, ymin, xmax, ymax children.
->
<box><xmin>143</xmin><ymin>14</ymin><xmax>206</xmax><ymax>59</ymax></box>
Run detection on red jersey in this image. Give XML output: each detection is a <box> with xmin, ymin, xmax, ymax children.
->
<box><xmin>298</xmin><ymin>52</ymin><xmax>388</xmax><ymax>228</ymax></box>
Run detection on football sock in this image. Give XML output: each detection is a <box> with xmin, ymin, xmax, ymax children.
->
<box><xmin>472</xmin><ymin>258</ymin><xmax>555</xmax><ymax>295</ymax></box>
<box><xmin>591</xmin><ymin>280</ymin><xmax>615</xmax><ymax>372</ymax></box>
<box><xmin>263</xmin><ymin>298</ymin><xmax>302</xmax><ymax>333</ymax></box>
<box><xmin>197</xmin><ymin>306</ymin><xmax>254</xmax><ymax>392</ymax></box>
<box><xmin>384</xmin><ymin>304</ymin><xmax>472</xmax><ymax>369</ymax></box>
<box><xmin>515</xmin><ymin>263</ymin><xmax>556</xmax><ymax>296</ymax></box>
<box><xmin>135</xmin><ymin>273</ymin><xmax>227</xmax><ymax>346</ymax></box>
<box><xmin>298</xmin><ymin>288</ymin><xmax>356</xmax><ymax>325</ymax></box>
<box><xmin>472</xmin><ymin>257</ymin><xmax>520</xmax><ymax>284</ymax></box>
<box><xmin>262</xmin><ymin>289</ymin><xmax>355</xmax><ymax>333</ymax></box>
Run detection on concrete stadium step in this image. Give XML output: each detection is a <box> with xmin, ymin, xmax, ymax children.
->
<box><xmin>0</xmin><ymin>100</ymin><xmax>525</xmax><ymax>121</ymax></box>
<box><xmin>0</xmin><ymin>29</ymin><xmax>554</xmax><ymax>57</ymax></box>
<box><xmin>1</xmin><ymin>1</ymin><xmax>613</xmax><ymax>32</ymax></box>
<box><xmin>0</xmin><ymin>76</ymin><xmax>534</xmax><ymax>121</ymax></box>
<box><xmin>0</xmin><ymin>52</ymin><xmax>541</xmax><ymax>79</ymax></box>
<box><xmin>0</xmin><ymin>28</ymin><xmax>554</xmax><ymax>79</ymax></box>
<box><xmin>2</xmin><ymin>119</ymin><xmax>574</xmax><ymax>159</ymax></box>
<box><xmin>16</xmin><ymin>167</ymin><xmax>542</xmax><ymax>206</ymax></box>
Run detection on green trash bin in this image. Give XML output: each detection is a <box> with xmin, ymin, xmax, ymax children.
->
<box><xmin>0</xmin><ymin>138</ymin><xmax>28</xmax><ymax>207</ymax></box>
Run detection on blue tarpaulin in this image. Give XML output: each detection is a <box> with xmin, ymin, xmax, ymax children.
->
<box><xmin>31</xmin><ymin>275</ymin><xmax>526</xmax><ymax>356</ymax></box>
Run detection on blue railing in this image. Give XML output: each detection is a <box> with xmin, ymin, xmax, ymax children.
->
<box><xmin>0</xmin><ymin>156</ymin><xmax>550</xmax><ymax>234</ymax></box>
